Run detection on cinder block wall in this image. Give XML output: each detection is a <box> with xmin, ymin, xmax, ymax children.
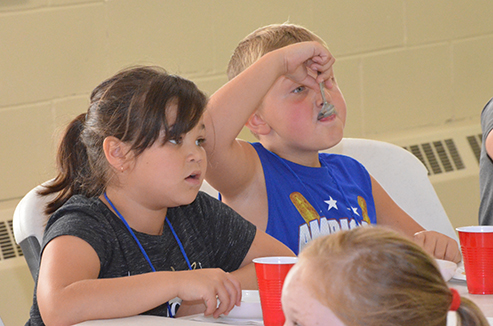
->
<box><xmin>2</xmin><ymin>1</ymin><xmax>493</xmax><ymax>202</ymax></box>
<box><xmin>1</xmin><ymin>1</ymin><xmax>493</xmax><ymax>324</ymax></box>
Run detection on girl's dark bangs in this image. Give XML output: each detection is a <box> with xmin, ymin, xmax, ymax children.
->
<box><xmin>127</xmin><ymin>76</ymin><xmax>169</xmax><ymax>154</ymax></box>
<box><xmin>167</xmin><ymin>75</ymin><xmax>207</xmax><ymax>139</ymax></box>
<box><xmin>130</xmin><ymin>73</ymin><xmax>207</xmax><ymax>153</ymax></box>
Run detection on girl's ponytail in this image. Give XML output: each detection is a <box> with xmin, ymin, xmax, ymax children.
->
<box><xmin>455</xmin><ymin>296</ymin><xmax>489</xmax><ymax>326</ymax></box>
<box><xmin>39</xmin><ymin>113</ymin><xmax>89</xmax><ymax>214</ymax></box>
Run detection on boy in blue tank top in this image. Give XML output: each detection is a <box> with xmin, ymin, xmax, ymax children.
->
<box><xmin>203</xmin><ymin>23</ymin><xmax>460</xmax><ymax>261</ymax></box>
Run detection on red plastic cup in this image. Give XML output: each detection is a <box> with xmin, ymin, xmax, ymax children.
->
<box><xmin>457</xmin><ymin>226</ymin><xmax>493</xmax><ymax>294</ymax></box>
<box><xmin>253</xmin><ymin>257</ymin><xmax>298</xmax><ymax>326</ymax></box>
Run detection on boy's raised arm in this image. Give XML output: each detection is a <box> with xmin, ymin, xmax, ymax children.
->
<box><xmin>204</xmin><ymin>42</ymin><xmax>334</xmax><ymax>196</ymax></box>
<box><xmin>203</xmin><ymin>50</ymin><xmax>283</xmax><ymax>196</ymax></box>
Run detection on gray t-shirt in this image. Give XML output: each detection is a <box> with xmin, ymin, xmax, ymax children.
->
<box><xmin>480</xmin><ymin>97</ymin><xmax>493</xmax><ymax>225</ymax></box>
<box><xmin>27</xmin><ymin>191</ymin><xmax>256</xmax><ymax>325</ymax></box>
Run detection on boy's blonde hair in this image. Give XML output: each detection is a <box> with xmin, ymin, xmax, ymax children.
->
<box><xmin>227</xmin><ymin>23</ymin><xmax>327</xmax><ymax>80</ymax></box>
<box><xmin>297</xmin><ymin>226</ymin><xmax>488</xmax><ymax>326</ymax></box>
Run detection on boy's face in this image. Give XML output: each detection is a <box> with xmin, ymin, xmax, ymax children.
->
<box><xmin>282</xmin><ymin>263</ymin><xmax>346</xmax><ymax>326</ymax></box>
<box><xmin>256</xmin><ymin>73</ymin><xmax>346</xmax><ymax>158</ymax></box>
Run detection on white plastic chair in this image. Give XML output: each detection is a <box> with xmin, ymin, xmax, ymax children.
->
<box><xmin>12</xmin><ymin>179</ymin><xmax>219</xmax><ymax>280</ymax></box>
<box><xmin>199</xmin><ymin>180</ymin><xmax>219</xmax><ymax>198</ymax></box>
<box><xmin>324</xmin><ymin>138</ymin><xmax>458</xmax><ymax>242</ymax></box>
<box><xmin>13</xmin><ymin>181</ymin><xmax>55</xmax><ymax>279</ymax></box>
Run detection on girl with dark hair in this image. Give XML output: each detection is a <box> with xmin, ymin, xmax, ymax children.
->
<box><xmin>27</xmin><ymin>66</ymin><xmax>293</xmax><ymax>326</ymax></box>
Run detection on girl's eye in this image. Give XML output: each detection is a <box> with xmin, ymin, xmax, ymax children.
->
<box><xmin>293</xmin><ymin>86</ymin><xmax>305</xmax><ymax>94</ymax></box>
<box><xmin>196</xmin><ymin>138</ymin><xmax>206</xmax><ymax>146</ymax></box>
<box><xmin>169</xmin><ymin>137</ymin><xmax>182</xmax><ymax>145</ymax></box>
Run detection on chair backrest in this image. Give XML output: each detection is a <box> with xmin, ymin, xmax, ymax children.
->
<box><xmin>324</xmin><ymin>138</ymin><xmax>458</xmax><ymax>242</ymax></box>
<box><xmin>200</xmin><ymin>180</ymin><xmax>219</xmax><ymax>198</ymax></box>
<box><xmin>13</xmin><ymin>182</ymin><xmax>54</xmax><ymax>279</ymax></box>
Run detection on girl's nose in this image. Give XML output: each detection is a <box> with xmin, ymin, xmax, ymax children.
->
<box><xmin>187</xmin><ymin>146</ymin><xmax>204</xmax><ymax>163</ymax></box>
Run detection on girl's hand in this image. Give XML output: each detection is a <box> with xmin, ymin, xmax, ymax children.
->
<box><xmin>413</xmin><ymin>230</ymin><xmax>462</xmax><ymax>263</ymax></box>
<box><xmin>175</xmin><ymin>268</ymin><xmax>241</xmax><ymax>318</ymax></box>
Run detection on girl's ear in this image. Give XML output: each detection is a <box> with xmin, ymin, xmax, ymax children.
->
<box><xmin>246</xmin><ymin>112</ymin><xmax>271</xmax><ymax>136</ymax></box>
<box><xmin>103</xmin><ymin>136</ymin><xmax>131</xmax><ymax>172</ymax></box>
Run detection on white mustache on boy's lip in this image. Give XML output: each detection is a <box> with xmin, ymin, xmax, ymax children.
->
<box><xmin>317</xmin><ymin>104</ymin><xmax>336</xmax><ymax>120</ymax></box>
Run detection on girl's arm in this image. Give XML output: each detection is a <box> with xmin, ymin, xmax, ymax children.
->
<box><xmin>371</xmin><ymin>176</ymin><xmax>461</xmax><ymax>263</ymax></box>
<box><xmin>204</xmin><ymin>42</ymin><xmax>334</xmax><ymax>198</ymax></box>
<box><xmin>37</xmin><ymin>236</ymin><xmax>242</xmax><ymax>325</ymax></box>
<box><xmin>176</xmin><ymin>228</ymin><xmax>294</xmax><ymax>317</ymax></box>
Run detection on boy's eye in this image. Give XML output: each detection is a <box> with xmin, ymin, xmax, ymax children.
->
<box><xmin>293</xmin><ymin>86</ymin><xmax>305</xmax><ymax>93</ymax></box>
<box><xmin>196</xmin><ymin>138</ymin><xmax>206</xmax><ymax>146</ymax></box>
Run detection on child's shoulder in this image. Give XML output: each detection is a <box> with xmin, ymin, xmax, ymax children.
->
<box><xmin>47</xmin><ymin>195</ymin><xmax>110</xmax><ymax>230</ymax></box>
<box><xmin>43</xmin><ymin>195</ymin><xmax>117</xmax><ymax>250</ymax></box>
<box><xmin>52</xmin><ymin>195</ymin><xmax>102</xmax><ymax>215</ymax></box>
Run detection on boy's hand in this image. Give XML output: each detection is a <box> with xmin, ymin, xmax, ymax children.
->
<box><xmin>413</xmin><ymin>230</ymin><xmax>462</xmax><ymax>263</ymax></box>
<box><xmin>176</xmin><ymin>268</ymin><xmax>241</xmax><ymax>318</ymax></box>
<box><xmin>280</xmin><ymin>41</ymin><xmax>335</xmax><ymax>89</ymax></box>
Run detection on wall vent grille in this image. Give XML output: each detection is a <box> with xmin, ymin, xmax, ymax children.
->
<box><xmin>0</xmin><ymin>219</ymin><xmax>23</xmax><ymax>261</ymax></box>
<box><xmin>404</xmin><ymin>138</ymin><xmax>465</xmax><ymax>175</ymax></box>
<box><xmin>466</xmin><ymin>134</ymin><xmax>482</xmax><ymax>163</ymax></box>
<box><xmin>402</xmin><ymin>133</ymin><xmax>481</xmax><ymax>176</ymax></box>
<box><xmin>375</xmin><ymin>124</ymin><xmax>481</xmax><ymax>231</ymax></box>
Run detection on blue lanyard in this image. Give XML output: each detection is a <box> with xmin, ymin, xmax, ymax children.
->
<box><xmin>103</xmin><ymin>192</ymin><xmax>192</xmax><ymax>317</ymax></box>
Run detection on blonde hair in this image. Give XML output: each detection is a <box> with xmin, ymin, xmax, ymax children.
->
<box><xmin>227</xmin><ymin>23</ymin><xmax>327</xmax><ymax>80</ymax></box>
<box><xmin>297</xmin><ymin>226</ymin><xmax>488</xmax><ymax>326</ymax></box>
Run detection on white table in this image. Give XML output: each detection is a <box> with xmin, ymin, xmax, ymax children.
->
<box><xmin>76</xmin><ymin>312</ymin><xmax>493</xmax><ymax>326</ymax></box>
<box><xmin>448</xmin><ymin>278</ymin><xmax>493</xmax><ymax>317</ymax></box>
<box><xmin>76</xmin><ymin>316</ymin><xmax>224</xmax><ymax>326</ymax></box>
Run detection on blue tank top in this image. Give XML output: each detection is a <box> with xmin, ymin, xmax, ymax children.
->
<box><xmin>252</xmin><ymin>142</ymin><xmax>377</xmax><ymax>254</ymax></box>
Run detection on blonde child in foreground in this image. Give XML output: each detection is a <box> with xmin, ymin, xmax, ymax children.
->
<box><xmin>204</xmin><ymin>23</ymin><xmax>460</xmax><ymax>261</ymax></box>
<box><xmin>282</xmin><ymin>226</ymin><xmax>488</xmax><ymax>326</ymax></box>
<box><xmin>27</xmin><ymin>66</ymin><xmax>293</xmax><ymax>326</ymax></box>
